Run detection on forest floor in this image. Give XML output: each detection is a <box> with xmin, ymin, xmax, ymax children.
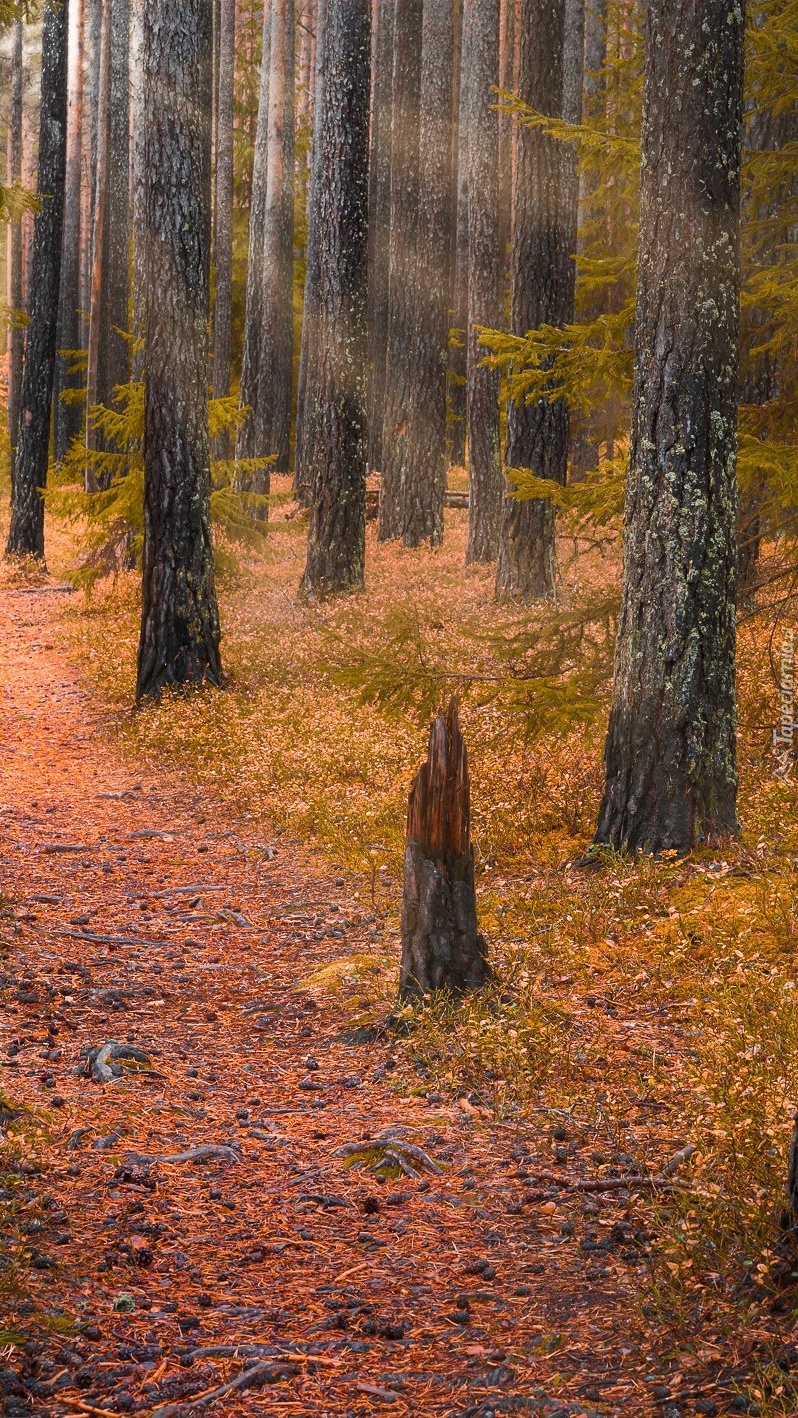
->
<box><xmin>0</xmin><ymin>509</ymin><xmax>797</xmax><ymax>1417</ymax></box>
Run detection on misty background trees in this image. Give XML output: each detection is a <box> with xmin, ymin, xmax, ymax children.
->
<box><xmin>1</xmin><ymin>0</ymin><xmax>796</xmax><ymax>852</ymax></box>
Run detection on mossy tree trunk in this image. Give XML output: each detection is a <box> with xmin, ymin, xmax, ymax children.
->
<box><xmin>400</xmin><ymin>699</ymin><xmax>488</xmax><ymax>1000</ymax></box>
<box><xmin>594</xmin><ymin>0</ymin><xmax>745</xmax><ymax>854</ymax></box>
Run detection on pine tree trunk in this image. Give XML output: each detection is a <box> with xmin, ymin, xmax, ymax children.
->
<box><xmin>496</xmin><ymin>0</ymin><xmax>568</xmax><ymax>600</ymax></box>
<box><xmin>6</xmin><ymin>0</ymin><xmax>70</xmax><ymax>561</ymax></box>
<box><xmin>55</xmin><ymin>0</ymin><xmax>86</xmax><ymax>464</ymax></box>
<box><xmin>377</xmin><ymin>0</ymin><xmax>423</xmax><ymax>541</ymax></box>
<box><xmin>293</xmin><ymin>0</ymin><xmax>327</xmax><ymax>506</ymax></box>
<box><xmin>400</xmin><ymin>699</ymin><xmax>488</xmax><ymax>1000</ymax></box>
<box><xmin>237</xmin><ymin>0</ymin><xmax>272</xmax><ymax>492</ymax></box>
<box><xmin>594</xmin><ymin>0</ymin><xmax>744</xmax><ymax>854</ymax></box>
<box><xmin>400</xmin><ymin>0</ymin><xmax>454</xmax><ymax>547</ymax></box>
<box><xmin>136</xmin><ymin>0</ymin><xmax>223</xmax><ymax>699</ymax></box>
<box><xmin>465</xmin><ymin>0</ymin><xmax>503</xmax><ymax>564</ymax></box>
<box><xmin>6</xmin><ymin>18</ymin><xmax>24</xmax><ymax>462</ymax></box>
<box><xmin>84</xmin><ymin>0</ymin><xmax>110</xmax><ymax>485</ymax></box>
<box><xmin>131</xmin><ymin>0</ymin><xmax>147</xmax><ymax>381</ymax></box>
<box><xmin>96</xmin><ymin>0</ymin><xmax>131</xmax><ymax>422</ymax></box>
<box><xmin>448</xmin><ymin>0</ymin><xmax>468</xmax><ymax>471</ymax></box>
<box><xmin>301</xmin><ymin>0</ymin><xmax>370</xmax><ymax>597</ymax></box>
<box><xmin>259</xmin><ymin>0</ymin><xmax>296</xmax><ymax>473</ymax></box>
<box><xmin>365</xmin><ymin>0</ymin><xmax>394</xmax><ymax>475</ymax></box>
<box><xmin>212</xmin><ymin>0</ymin><xmax>236</xmax><ymax>441</ymax></box>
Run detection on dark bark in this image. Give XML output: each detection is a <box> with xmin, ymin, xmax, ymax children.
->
<box><xmin>294</xmin><ymin>0</ymin><xmax>328</xmax><ymax>506</ymax></box>
<box><xmin>393</xmin><ymin>0</ymin><xmax>454</xmax><ymax>546</ymax></box>
<box><xmin>212</xmin><ymin>0</ymin><xmax>236</xmax><ymax>423</ymax></box>
<box><xmin>399</xmin><ymin>699</ymin><xmax>488</xmax><ymax>1000</ymax></box>
<box><xmin>6</xmin><ymin>18</ymin><xmax>24</xmax><ymax>460</ymax></box>
<box><xmin>237</xmin><ymin>0</ymin><xmax>272</xmax><ymax>495</ymax></box>
<box><xmin>736</xmin><ymin>101</ymin><xmax>797</xmax><ymax>602</ymax></box>
<box><xmin>6</xmin><ymin>0</ymin><xmax>70</xmax><ymax>561</ymax></box>
<box><xmin>448</xmin><ymin>0</ymin><xmax>468</xmax><ymax>470</ymax></box>
<box><xmin>131</xmin><ymin>0</ymin><xmax>146</xmax><ymax>380</ymax></box>
<box><xmin>366</xmin><ymin>0</ymin><xmax>395</xmax><ymax>474</ymax></box>
<box><xmin>496</xmin><ymin>0</ymin><xmax>569</xmax><ymax>600</ymax></box>
<box><xmin>237</xmin><ymin>0</ymin><xmax>295</xmax><ymax>478</ymax></box>
<box><xmin>377</xmin><ymin>0</ymin><xmax>423</xmax><ymax>540</ymax></box>
<box><xmin>301</xmin><ymin>0</ymin><xmax>371</xmax><ymax>596</ymax></box>
<box><xmin>595</xmin><ymin>0</ymin><xmax>744</xmax><ymax>854</ymax></box>
<box><xmin>136</xmin><ymin>0</ymin><xmax>223</xmax><ymax>699</ymax></box>
<box><xmin>569</xmin><ymin>0</ymin><xmax>605</xmax><ymax>477</ymax></box>
<box><xmin>465</xmin><ymin>0</ymin><xmax>503</xmax><ymax>563</ymax></box>
<box><xmin>97</xmin><ymin>0</ymin><xmax>131</xmax><ymax>421</ymax></box>
<box><xmin>84</xmin><ymin>0</ymin><xmax>110</xmax><ymax>485</ymax></box>
<box><xmin>55</xmin><ymin>0</ymin><xmax>86</xmax><ymax>463</ymax></box>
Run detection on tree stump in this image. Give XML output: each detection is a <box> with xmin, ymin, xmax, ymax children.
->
<box><xmin>399</xmin><ymin>699</ymin><xmax>488</xmax><ymax>1000</ymax></box>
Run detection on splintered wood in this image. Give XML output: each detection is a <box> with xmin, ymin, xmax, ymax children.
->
<box><xmin>400</xmin><ymin>698</ymin><xmax>488</xmax><ymax>999</ymax></box>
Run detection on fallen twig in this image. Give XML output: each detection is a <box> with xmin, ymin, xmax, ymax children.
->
<box><xmin>147</xmin><ymin>1359</ymin><xmax>299</xmax><ymax>1418</ymax></box>
<box><xmin>159</xmin><ymin>1144</ymin><xmax>241</xmax><ymax>1165</ymax></box>
<box><xmin>50</xmin><ymin>928</ymin><xmax>171</xmax><ymax>948</ymax></box>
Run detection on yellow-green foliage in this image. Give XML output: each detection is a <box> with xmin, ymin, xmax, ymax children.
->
<box><xmin>483</xmin><ymin>0</ymin><xmax>798</xmax><ymax>600</ymax></box>
<box><xmin>48</xmin><ymin>381</ymin><xmax>272</xmax><ymax>594</ymax></box>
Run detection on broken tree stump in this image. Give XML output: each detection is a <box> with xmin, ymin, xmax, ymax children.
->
<box><xmin>399</xmin><ymin>698</ymin><xmax>488</xmax><ymax>1000</ymax></box>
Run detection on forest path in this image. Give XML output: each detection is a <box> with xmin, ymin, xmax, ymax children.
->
<box><xmin>0</xmin><ymin>583</ymin><xmax>661</xmax><ymax>1418</ymax></box>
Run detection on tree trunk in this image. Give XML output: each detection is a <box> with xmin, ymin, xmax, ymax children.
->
<box><xmin>594</xmin><ymin>0</ymin><xmax>744</xmax><ymax>854</ymax></box>
<box><xmin>84</xmin><ymin>0</ymin><xmax>110</xmax><ymax>485</ymax></box>
<box><xmin>465</xmin><ymin>0</ymin><xmax>503</xmax><ymax>564</ymax></box>
<box><xmin>400</xmin><ymin>0</ymin><xmax>454</xmax><ymax>546</ymax></box>
<box><xmin>6</xmin><ymin>18</ymin><xmax>24</xmax><ymax>462</ymax></box>
<box><xmin>6</xmin><ymin>0</ymin><xmax>70</xmax><ymax>561</ymax></box>
<box><xmin>495</xmin><ymin>0</ymin><xmax>568</xmax><ymax>600</ymax></box>
<box><xmin>136</xmin><ymin>0</ymin><xmax>223</xmax><ymax>699</ymax></box>
<box><xmin>448</xmin><ymin>0</ymin><xmax>468</xmax><ymax>471</ymax></box>
<box><xmin>366</xmin><ymin>0</ymin><xmax>394</xmax><ymax>475</ymax></box>
<box><xmin>212</xmin><ymin>0</ymin><xmax>236</xmax><ymax>443</ymax></box>
<box><xmin>237</xmin><ymin>0</ymin><xmax>295</xmax><ymax>476</ymax></box>
<box><xmin>131</xmin><ymin>0</ymin><xmax>146</xmax><ymax>380</ymax></box>
<box><xmin>96</xmin><ymin>0</ymin><xmax>131</xmax><ymax>424</ymax></box>
<box><xmin>237</xmin><ymin>0</ymin><xmax>271</xmax><ymax>494</ymax></box>
<box><xmin>301</xmin><ymin>0</ymin><xmax>371</xmax><ymax>597</ymax></box>
<box><xmin>400</xmin><ymin>698</ymin><xmax>488</xmax><ymax>1000</ymax></box>
<box><xmin>54</xmin><ymin>0</ymin><xmax>86</xmax><ymax>464</ymax></box>
<box><xmin>259</xmin><ymin>0</ymin><xmax>296</xmax><ymax>473</ymax></box>
<box><xmin>377</xmin><ymin>0</ymin><xmax>423</xmax><ymax>542</ymax></box>
<box><xmin>293</xmin><ymin>0</ymin><xmax>327</xmax><ymax>505</ymax></box>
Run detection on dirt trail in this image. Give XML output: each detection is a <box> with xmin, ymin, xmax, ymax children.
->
<box><xmin>0</xmin><ymin>584</ymin><xmax>680</xmax><ymax>1417</ymax></box>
